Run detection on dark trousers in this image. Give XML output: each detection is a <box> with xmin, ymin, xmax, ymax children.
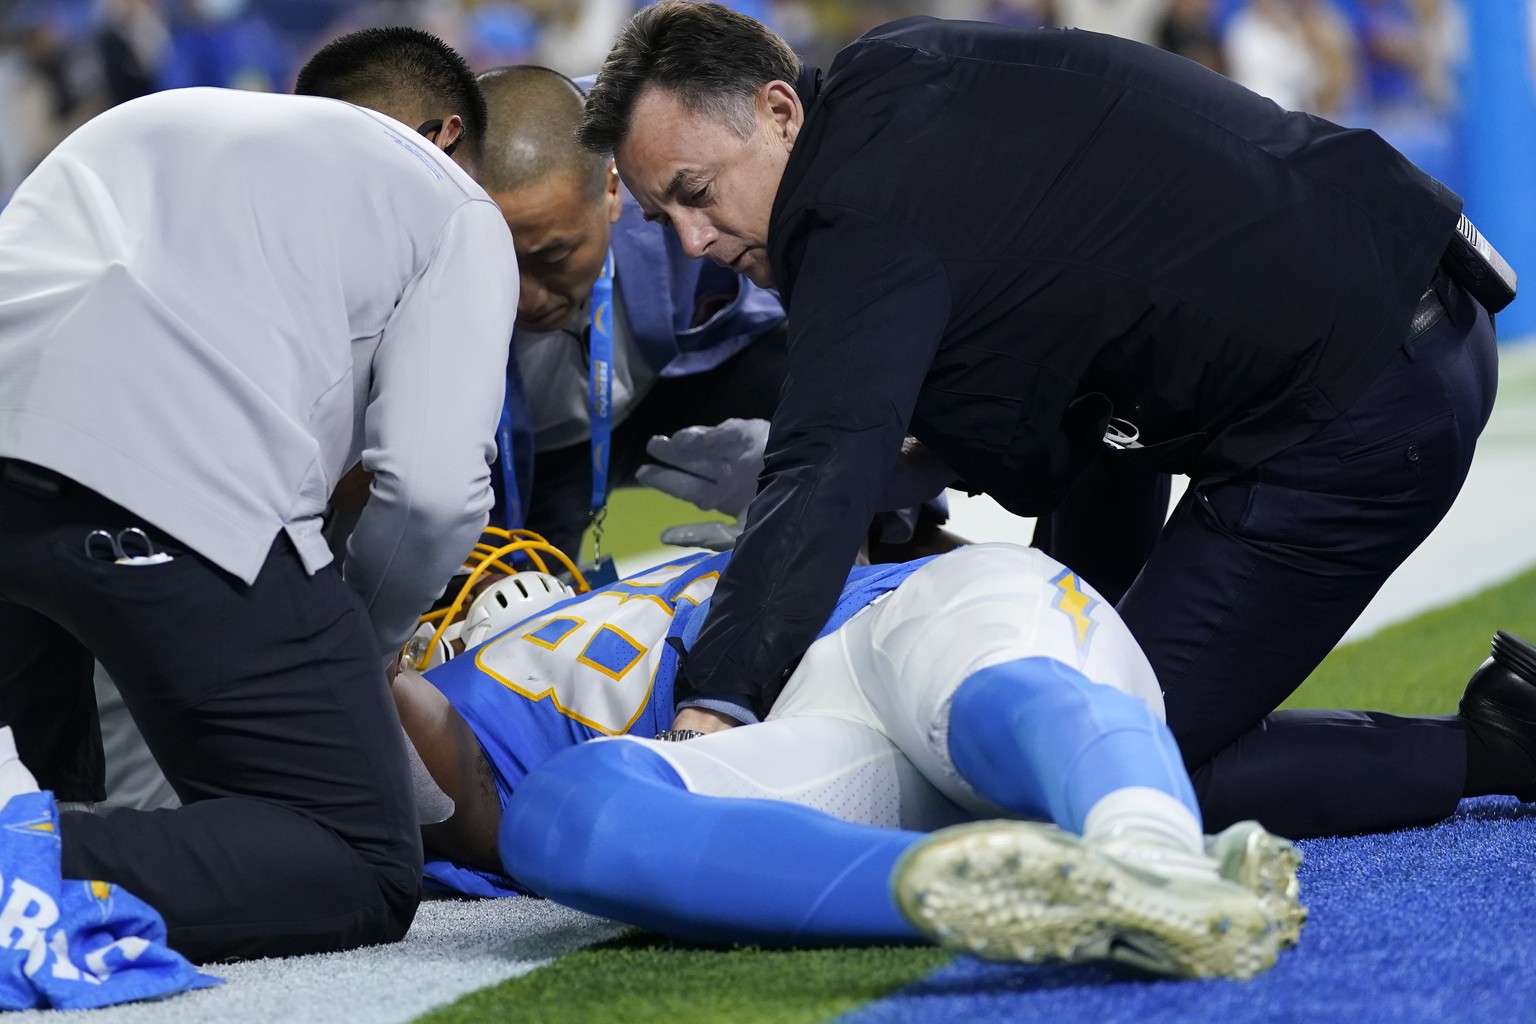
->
<box><xmin>527</xmin><ymin>330</ymin><xmax>790</xmax><ymax>556</ymax></box>
<box><xmin>0</xmin><ymin>472</ymin><xmax>421</xmax><ymax>961</ymax></box>
<box><xmin>1109</xmin><ymin>275</ymin><xmax>1499</xmax><ymax>838</ymax></box>
<box><xmin>1032</xmin><ymin>464</ymin><xmax>1172</xmax><ymax>605</ymax></box>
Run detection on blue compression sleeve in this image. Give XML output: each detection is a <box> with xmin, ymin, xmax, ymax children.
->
<box><xmin>947</xmin><ymin>657</ymin><xmax>1198</xmax><ymax>832</ymax></box>
<box><xmin>499</xmin><ymin>739</ymin><xmax>923</xmax><ymax>945</ymax></box>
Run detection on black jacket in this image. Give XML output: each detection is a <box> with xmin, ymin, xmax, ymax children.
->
<box><xmin>680</xmin><ymin>17</ymin><xmax>1462</xmax><ymax>714</ymax></box>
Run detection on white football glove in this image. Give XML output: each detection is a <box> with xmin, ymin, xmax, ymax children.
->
<box><xmin>636</xmin><ymin>417</ymin><xmax>770</xmax><ymax>519</ymax></box>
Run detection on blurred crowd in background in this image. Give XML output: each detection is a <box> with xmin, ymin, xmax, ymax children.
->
<box><xmin>0</xmin><ymin>0</ymin><xmax>1472</xmax><ymax>204</ymax></box>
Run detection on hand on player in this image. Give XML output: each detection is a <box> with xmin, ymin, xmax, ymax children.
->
<box><xmin>670</xmin><ymin>706</ymin><xmax>741</xmax><ymax>735</ymax></box>
<box><xmin>637</xmin><ymin>418</ymin><xmax>770</xmax><ymax>519</ymax></box>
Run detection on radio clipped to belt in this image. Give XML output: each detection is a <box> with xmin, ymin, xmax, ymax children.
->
<box><xmin>1443</xmin><ymin>214</ymin><xmax>1517</xmax><ymax>314</ymax></box>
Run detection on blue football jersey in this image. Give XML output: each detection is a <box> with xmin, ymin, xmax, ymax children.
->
<box><xmin>423</xmin><ymin>552</ymin><xmax>934</xmax><ymax>896</ymax></box>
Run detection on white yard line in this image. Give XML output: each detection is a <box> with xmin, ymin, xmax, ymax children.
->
<box><xmin>10</xmin><ymin>899</ymin><xmax>630</xmax><ymax>1024</ymax></box>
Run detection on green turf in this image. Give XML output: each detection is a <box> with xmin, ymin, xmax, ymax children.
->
<box><xmin>569</xmin><ymin>488</ymin><xmax>729</xmax><ymax>564</ymax></box>
<box><xmin>413</xmin><ymin>563</ymin><xmax>1536</xmax><ymax>1024</ymax></box>
<box><xmin>415</xmin><ymin>933</ymin><xmax>950</xmax><ymax>1024</ymax></box>
<box><xmin>1281</xmin><ymin>562</ymin><xmax>1536</xmax><ymax>715</ymax></box>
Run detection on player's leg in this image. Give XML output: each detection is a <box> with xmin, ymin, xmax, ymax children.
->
<box><xmin>944</xmin><ymin>657</ymin><xmax>1200</xmax><ymax>852</ymax></box>
<box><xmin>890</xmin><ymin>657</ymin><xmax>1303</xmax><ymax>977</ymax></box>
<box><xmin>503</xmin><ymin>581</ymin><xmax>1298</xmax><ymax>977</ymax></box>
<box><xmin>810</xmin><ymin>544</ymin><xmax>1302</xmax><ymax>975</ymax></box>
<box><xmin>798</xmin><ymin>544</ymin><xmax>1184</xmax><ymax>829</ymax></box>
<box><xmin>499</xmin><ymin>718</ymin><xmax>947</xmax><ymax>946</ymax></box>
<box><xmin>502</xmin><ymin>664</ymin><xmax>1296</xmax><ymax>977</ymax></box>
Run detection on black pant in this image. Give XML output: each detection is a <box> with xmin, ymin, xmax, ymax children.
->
<box><xmin>1032</xmin><ymin>463</ymin><xmax>1171</xmax><ymax>605</ymax></box>
<box><xmin>1109</xmin><ymin>275</ymin><xmax>1498</xmax><ymax>838</ymax></box>
<box><xmin>0</xmin><ymin>471</ymin><xmax>421</xmax><ymax>961</ymax></box>
<box><xmin>527</xmin><ymin>331</ymin><xmax>790</xmax><ymax>556</ymax></box>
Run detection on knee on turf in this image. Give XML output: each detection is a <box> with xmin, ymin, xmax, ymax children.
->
<box><xmin>368</xmin><ymin>825</ymin><xmax>426</xmax><ymax>944</ymax></box>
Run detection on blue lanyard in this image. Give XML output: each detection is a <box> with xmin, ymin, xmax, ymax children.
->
<box><xmin>495</xmin><ymin>353</ymin><xmax>531</xmax><ymax>529</ymax></box>
<box><xmin>588</xmin><ymin>249</ymin><xmax>616</xmax><ymax>514</ymax></box>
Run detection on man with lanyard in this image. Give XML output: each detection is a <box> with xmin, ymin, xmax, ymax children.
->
<box><xmin>475</xmin><ymin>66</ymin><xmax>787</xmax><ymax>581</ymax></box>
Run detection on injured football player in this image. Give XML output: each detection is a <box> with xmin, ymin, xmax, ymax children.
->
<box><xmin>388</xmin><ymin>529</ymin><xmax>1305</xmax><ymax>981</ymax></box>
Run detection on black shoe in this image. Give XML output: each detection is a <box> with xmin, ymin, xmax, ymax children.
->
<box><xmin>1459</xmin><ymin>631</ymin><xmax>1536</xmax><ymax>800</ymax></box>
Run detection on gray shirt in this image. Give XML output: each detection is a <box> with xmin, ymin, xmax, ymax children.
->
<box><xmin>515</xmin><ymin>284</ymin><xmax>656</xmax><ymax>452</ymax></box>
<box><xmin>0</xmin><ymin>89</ymin><xmax>519</xmax><ymax>655</ymax></box>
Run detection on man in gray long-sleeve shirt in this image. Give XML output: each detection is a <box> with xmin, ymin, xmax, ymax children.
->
<box><xmin>0</xmin><ymin>28</ymin><xmax>517</xmax><ymax>961</ymax></box>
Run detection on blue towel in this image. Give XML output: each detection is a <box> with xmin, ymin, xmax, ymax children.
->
<box><xmin>0</xmin><ymin>791</ymin><xmax>220</xmax><ymax>1009</ymax></box>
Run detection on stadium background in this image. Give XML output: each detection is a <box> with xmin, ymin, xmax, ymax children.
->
<box><xmin>3</xmin><ymin>1</ymin><xmax>1536</xmax><ymax>1021</ymax></box>
<box><xmin>1</xmin><ymin>0</ymin><xmax>1533</xmax><ymax>339</ymax></box>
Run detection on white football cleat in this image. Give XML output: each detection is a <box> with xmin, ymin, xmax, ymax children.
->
<box><xmin>892</xmin><ymin>819</ymin><xmax>1299</xmax><ymax>980</ymax></box>
<box><xmin>1206</xmin><ymin>820</ymin><xmax>1306</xmax><ymax>949</ymax></box>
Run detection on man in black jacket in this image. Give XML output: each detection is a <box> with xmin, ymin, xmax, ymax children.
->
<box><xmin>576</xmin><ymin>2</ymin><xmax>1528</xmax><ymax>838</ymax></box>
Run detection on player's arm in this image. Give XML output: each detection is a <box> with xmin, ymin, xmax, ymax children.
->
<box><xmin>391</xmin><ymin>664</ymin><xmax>504</xmax><ymax>872</ymax></box>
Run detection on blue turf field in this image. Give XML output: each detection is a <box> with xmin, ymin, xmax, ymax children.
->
<box><xmin>840</xmin><ymin>796</ymin><xmax>1536</xmax><ymax>1024</ymax></box>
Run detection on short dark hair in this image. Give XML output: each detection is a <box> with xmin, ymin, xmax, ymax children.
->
<box><xmin>476</xmin><ymin>66</ymin><xmax>609</xmax><ymax>198</ymax></box>
<box><xmin>295</xmin><ymin>26</ymin><xmax>488</xmax><ymax>163</ymax></box>
<box><xmin>577</xmin><ymin>1</ymin><xmax>800</xmax><ymax>155</ymax></box>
